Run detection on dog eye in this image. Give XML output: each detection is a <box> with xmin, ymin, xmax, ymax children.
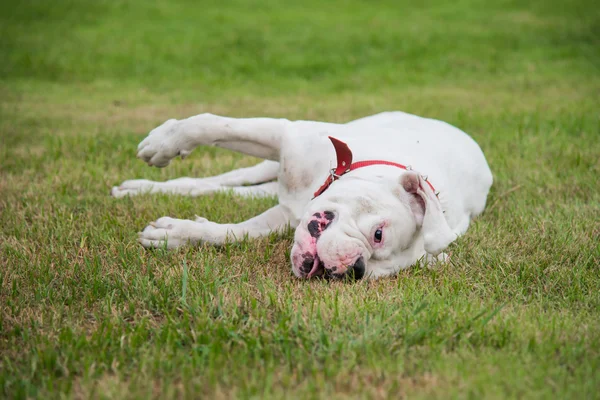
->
<box><xmin>374</xmin><ymin>229</ymin><xmax>383</xmax><ymax>243</ymax></box>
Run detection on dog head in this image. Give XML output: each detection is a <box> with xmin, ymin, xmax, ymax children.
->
<box><xmin>290</xmin><ymin>170</ymin><xmax>456</xmax><ymax>279</ymax></box>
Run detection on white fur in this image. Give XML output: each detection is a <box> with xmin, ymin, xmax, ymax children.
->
<box><xmin>113</xmin><ymin>111</ymin><xmax>492</xmax><ymax>279</ymax></box>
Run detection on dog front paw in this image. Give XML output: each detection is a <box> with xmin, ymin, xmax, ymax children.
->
<box><xmin>138</xmin><ymin>216</ymin><xmax>223</xmax><ymax>249</ymax></box>
<box><xmin>138</xmin><ymin>217</ymin><xmax>200</xmax><ymax>249</ymax></box>
<box><xmin>136</xmin><ymin>119</ymin><xmax>194</xmax><ymax>167</ymax></box>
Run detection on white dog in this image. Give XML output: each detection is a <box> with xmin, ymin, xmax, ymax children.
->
<box><xmin>112</xmin><ymin>111</ymin><xmax>492</xmax><ymax>279</ymax></box>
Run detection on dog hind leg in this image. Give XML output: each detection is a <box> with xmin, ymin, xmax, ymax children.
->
<box><xmin>111</xmin><ymin>160</ymin><xmax>279</xmax><ymax>198</ymax></box>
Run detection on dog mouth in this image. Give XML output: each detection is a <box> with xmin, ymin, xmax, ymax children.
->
<box><xmin>301</xmin><ymin>253</ymin><xmax>325</xmax><ymax>278</ymax></box>
<box><xmin>301</xmin><ymin>252</ymin><xmax>365</xmax><ymax>280</ymax></box>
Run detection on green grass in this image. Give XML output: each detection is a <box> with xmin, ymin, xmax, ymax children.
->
<box><xmin>1</xmin><ymin>0</ymin><xmax>599</xmax><ymax>398</ymax></box>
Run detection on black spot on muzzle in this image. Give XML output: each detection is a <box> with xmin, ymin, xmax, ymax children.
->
<box><xmin>300</xmin><ymin>252</ymin><xmax>314</xmax><ymax>274</ymax></box>
<box><xmin>347</xmin><ymin>257</ymin><xmax>365</xmax><ymax>280</ymax></box>
<box><xmin>326</xmin><ymin>257</ymin><xmax>366</xmax><ymax>280</ymax></box>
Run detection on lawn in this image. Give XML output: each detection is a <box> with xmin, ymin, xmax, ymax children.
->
<box><xmin>1</xmin><ymin>0</ymin><xmax>599</xmax><ymax>398</ymax></box>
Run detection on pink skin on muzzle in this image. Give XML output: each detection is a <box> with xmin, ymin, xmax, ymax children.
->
<box><xmin>291</xmin><ymin>211</ymin><xmax>334</xmax><ymax>278</ymax></box>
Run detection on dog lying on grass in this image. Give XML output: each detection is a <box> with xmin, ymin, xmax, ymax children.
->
<box><xmin>112</xmin><ymin>111</ymin><xmax>492</xmax><ymax>279</ymax></box>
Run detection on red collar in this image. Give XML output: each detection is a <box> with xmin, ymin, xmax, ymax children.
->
<box><xmin>313</xmin><ymin>136</ymin><xmax>436</xmax><ymax>198</ymax></box>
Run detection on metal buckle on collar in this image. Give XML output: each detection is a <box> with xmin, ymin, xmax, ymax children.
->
<box><xmin>329</xmin><ymin>168</ymin><xmax>342</xmax><ymax>180</ymax></box>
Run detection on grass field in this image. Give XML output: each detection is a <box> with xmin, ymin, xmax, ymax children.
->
<box><xmin>1</xmin><ymin>0</ymin><xmax>599</xmax><ymax>398</ymax></box>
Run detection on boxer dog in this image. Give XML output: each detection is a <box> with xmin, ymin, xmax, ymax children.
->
<box><xmin>112</xmin><ymin>111</ymin><xmax>493</xmax><ymax>279</ymax></box>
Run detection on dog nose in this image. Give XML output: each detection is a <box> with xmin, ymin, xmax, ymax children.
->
<box><xmin>346</xmin><ymin>257</ymin><xmax>365</xmax><ymax>280</ymax></box>
<box><xmin>322</xmin><ymin>211</ymin><xmax>335</xmax><ymax>221</ymax></box>
<box><xmin>307</xmin><ymin>211</ymin><xmax>335</xmax><ymax>239</ymax></box>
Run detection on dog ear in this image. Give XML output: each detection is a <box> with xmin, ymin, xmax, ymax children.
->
<box><xmin>400</xmin><ymin>172</ymin><xmax>457</xmax><ymax>255</ymax></box>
